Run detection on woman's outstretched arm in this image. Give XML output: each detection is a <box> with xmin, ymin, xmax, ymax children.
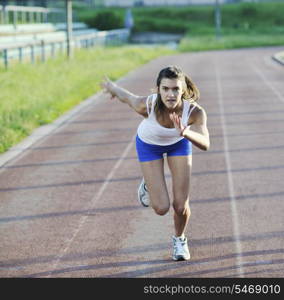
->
<box><xmin>101</xmin><ymin>77</ymin><xmax>148</xmax><ymax>116</ymax></box>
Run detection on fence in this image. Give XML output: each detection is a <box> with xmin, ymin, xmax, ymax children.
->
<box><xmin>0</xmin><ymin>28</ymin><xmax>130</xmax><ymax>69</ymax></box>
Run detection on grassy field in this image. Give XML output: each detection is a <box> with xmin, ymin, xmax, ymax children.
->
<box><xmin>0</xmin><ymin>46</ymin><xmax>174</xmax><ymax>154</ymax></box>
<box><xmin>77</xmin><ymin>1</ymin><xmax>284</xmax><ymax>34</ymax></box>
<box><xmin>77</xmin><ymin>1</ymin><xmax>284</xmax><ymax>50</ymax></box>
<box><xmin>179</xmin><ymin>33</ymin><xmax>284</xmax><ymax>52</ymax></box>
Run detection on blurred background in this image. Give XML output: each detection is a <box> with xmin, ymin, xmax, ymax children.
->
<box><xmin>1</xmin><ymin>0</ymin><xmax>284</xmax><ymax>50</ymax></box>
<box><xmin>0</xmin><ymin>0</ymin><xmax>283</xmax><ymax>154</ymax></box>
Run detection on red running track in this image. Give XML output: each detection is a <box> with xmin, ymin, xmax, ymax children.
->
<box><xmin>0</xmin><ymin>46</ymin><xmax>283</xmax><ymax>278</ymax></box>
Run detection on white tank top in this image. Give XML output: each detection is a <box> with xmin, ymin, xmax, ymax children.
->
<box><xmin>137</xmin><ymin>94</ymin><xmax>196</xmax><ymax>146</ymax></box>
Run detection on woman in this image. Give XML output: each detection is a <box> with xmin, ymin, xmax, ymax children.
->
<box><xmin>101</xmin><ymin>66</ymin><xmax>210</xmax><ymax>261</ymax></box>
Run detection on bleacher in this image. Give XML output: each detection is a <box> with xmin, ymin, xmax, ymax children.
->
<box><xmin>0</xmin><ymin>22</ymin><xmax>100</xmax><ymax>62</ymax></box>
<box><xmin>0</xmin><ymin>22</ymin><xmax>97</xmax><ymax>44</ymax></box>
<box><xmin>0</xmin><ymin>4</ymin><xmax>129</xmax><ymax>68</ymax></box>
<box><xmin>0</xmin><ymin>23</ymin><xmax>56</xmax><ymax>35</ymax></box>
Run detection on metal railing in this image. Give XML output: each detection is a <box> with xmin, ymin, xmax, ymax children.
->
<box><xmin>0</xmin><ymin>28</ymin><xmax>130</xmax><ymax>69</ymax></box>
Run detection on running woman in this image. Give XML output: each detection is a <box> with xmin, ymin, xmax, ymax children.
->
<box><xmin>101</xmin><ymin>66</ymin><xmax>210</xmax><ymax>261</ymax></box>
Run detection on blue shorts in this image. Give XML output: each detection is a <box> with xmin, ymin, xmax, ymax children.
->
<box><xmin>135</xmin><ymin>135</ymin><xmax>192</xmax><ymax>162</ymax></box>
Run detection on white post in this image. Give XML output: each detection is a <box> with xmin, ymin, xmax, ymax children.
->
<box><xmin>215</xmin><ymin>0</ymin><xmax>222</xmax><ymax>40</ymax></box>
<box><xmin>66</xmin><ymin>0</ymin><xmax>73</xmax><ymax>59</ymax></box>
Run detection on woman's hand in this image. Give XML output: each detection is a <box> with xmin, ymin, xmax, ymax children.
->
<box><xmin>101</xmin><ymin>76</ymin><xmax>117</xmax><ymax>99</ymax></box>
<box><xmin>169</xmin><ymin>112</ymin><xmax>186</xmax><ymax>136</ymax></box>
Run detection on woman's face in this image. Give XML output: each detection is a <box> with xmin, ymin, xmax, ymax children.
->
<box><xmin>158</xmin><ymin>78</ymin><xmax>184</xmax><ymax>111</ymax></box>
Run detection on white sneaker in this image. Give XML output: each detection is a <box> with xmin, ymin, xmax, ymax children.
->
<box><xmin>137</xmin><ymin>178</ymin><xmax>150</xmax><ymax>207</ymax></box>
<box><xmin>172</xmin><ymin>236</ymin><xmax>190</xmax><ymax>261</ymax></box>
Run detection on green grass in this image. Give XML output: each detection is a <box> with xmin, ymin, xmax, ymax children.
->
<box><xmin>76</xmin><ymin>1</ymin><xmax>284</xmax><ymax>35</ymax></box>
<box><xmin>179</xmin><ymin>33</ymin><xmax>284</xmax><ymax>52</ymax></box>
<box><xmin>76</xmin><ymin>2</ymin><xmax>284</xmax><ymax>51</ymax></box>
<box><xmin>0</xmin><ymin>45</ymin><xmax>175</xmax><ymax>154</ymax></box>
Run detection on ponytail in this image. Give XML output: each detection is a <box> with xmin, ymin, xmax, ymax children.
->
<box><xmin>183</xmin><ymin>74</ymin><xmax>200</xmax><ymax>103</ymax></box>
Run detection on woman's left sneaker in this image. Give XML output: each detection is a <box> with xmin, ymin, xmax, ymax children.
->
<box><xmin>137</xmin><ymin>178</ymin><xmax>150</xmax><ymax>207</ymax></box>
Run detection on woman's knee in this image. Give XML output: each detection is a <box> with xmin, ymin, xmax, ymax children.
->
<box><xmin>173</xmin><ymin>201</ymin><xmax>190</xmax><ymax>216</ymax></box>
<box><xmin>152</xmin><ymin>202</ymin><xmax>170</xmax><ymax>216</ymax></box>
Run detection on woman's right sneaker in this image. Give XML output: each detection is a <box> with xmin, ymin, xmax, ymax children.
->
<box><xmin>137</xmin><ymin>178</ymin><xmax>150</xmax><ymax>207</ymax></box>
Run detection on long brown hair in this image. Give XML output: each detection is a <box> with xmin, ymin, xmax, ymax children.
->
<box><xmin>154</xmin><ymin>66</ymin><xmax>200</xmax><ymax>117</ymax></box>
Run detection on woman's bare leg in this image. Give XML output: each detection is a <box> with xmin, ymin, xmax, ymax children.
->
<box><xmin>139</xmin><ymin>158</ymin><xmax>170</xmax><ymax>216</ymax></box>
<box><xmin>167</xmin><ymin>155</ymin><xmax>192</xmax><ymax>237</ymax></box>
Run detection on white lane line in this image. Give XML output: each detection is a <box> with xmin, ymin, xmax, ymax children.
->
<box><xmin>214</xmin><ymin>60</ymin><xmax>244</xmax><ymax>277</ymax></box>
<box><xmin>250</xmin><ymin>62</ymin><xmax>284</xmax><ymax>103</ymax></box>
<box><xmin>45</xmin><ymin>135</ymin><xmax>135</xmax><ymax>277</ymax></box>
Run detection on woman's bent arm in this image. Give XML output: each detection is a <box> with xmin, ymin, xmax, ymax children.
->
<box><xmin>182</xmin><ymin>128</ymin><xmax>210</xmax><ymax>151</ymax></box>
<box><xmin>170</xmin><ymin>108</ymin><xmax>210</xmax><ymax>151</ymax></box>
<box><xmin>182</xmin><ymin>108</ymin><xmax>210</xmax><ymax>151</ymax></box>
